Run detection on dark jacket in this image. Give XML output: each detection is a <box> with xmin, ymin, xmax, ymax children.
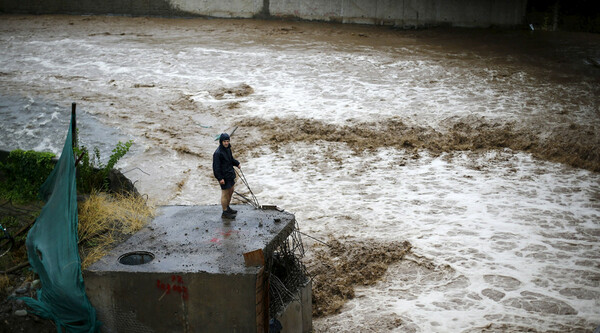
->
<box><xmin>212</xmin><ymin>138</ymin><xmax>239</xmax><ymax>181</ymax></box>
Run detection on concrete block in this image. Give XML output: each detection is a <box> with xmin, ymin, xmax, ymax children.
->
<box><xmin>275</xmin><ymin>281</ymin><xmax>312</xmax><ymax>333</ymax></box>
<box><xmin>84</xmin><ymin>205</ymin><xmax>310</xmax><ymax>332</ymax></box>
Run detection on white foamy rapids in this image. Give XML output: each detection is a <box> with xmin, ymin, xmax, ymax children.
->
<box><xmin>243</xmin><ymin>143</ymin><xmax>599</xmax><ymax>332</ymax></box>
<box><xmin>1</xmin><ymin>17</ymin><xmax>599</xmax><ymax>332</ymax></box>
<box><xmin>1</xmin><ymin>19</ymin><xmax>597</xmax><ymax>136</ymax></box>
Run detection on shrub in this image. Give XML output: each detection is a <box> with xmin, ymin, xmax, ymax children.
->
<box><xmin>0</xmin><ymin>140</ymin><xmax>133</xmax><ymax>202</ymax></box>
<box><xmin>0</xmin><ymin>150</ymin><xmax>55</xmax><ymax>203</ymax></box>
<box><xmin>75</xmin><ymin>140</ymin><xmax>133</xmax><ymax>193</ymax></box>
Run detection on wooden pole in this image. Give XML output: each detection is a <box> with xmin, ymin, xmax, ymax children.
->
<box><xmin>72</xmin><ymin>102</ymin><xmax>77</xmax><ymax>148</ymax></box>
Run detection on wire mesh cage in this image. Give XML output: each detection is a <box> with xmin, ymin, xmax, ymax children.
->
<box><xmin>266</xmin><ymin>221</ymin><xmax>309</xmax><ymax>318</ymax></box>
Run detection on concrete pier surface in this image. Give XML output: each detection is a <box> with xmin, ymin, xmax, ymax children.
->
<box><xmin>86</xmin><ymin>205</ymin><xmax>295</xmax><ymax>274</ymax></box>
<box><xmin>84</xmin><ymin>205</ymin><xmax>311</xmax><ymax>332</ymax></box>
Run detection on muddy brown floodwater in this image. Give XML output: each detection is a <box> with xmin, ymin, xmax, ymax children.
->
<box><xmin>1</xmin><ymin>14</ymin><xmax>599</xmax><ymax>332</ymax></box>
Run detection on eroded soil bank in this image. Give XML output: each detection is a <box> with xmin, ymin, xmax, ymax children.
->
<box><xmin>239</xmin><ymin>116</ymin><xmax>600</xmax><ymax>172</ymax></box>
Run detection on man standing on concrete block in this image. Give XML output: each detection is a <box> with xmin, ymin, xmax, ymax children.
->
<box><xmin>213</xmin><ymin>133</ymin><xmax>240</xmax><ymax>219</ymax></box>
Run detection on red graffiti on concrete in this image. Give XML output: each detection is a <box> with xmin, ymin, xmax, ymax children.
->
<box><xmin>220</xmin><ymin>230</ymin><xmax>238</xmax><ymax>237</ymax></box>
<box><xmin>157</xmin><ymin>275</ymin><xmax>189</xmax><ymax>300</ymax></box>
<box><xmin>210</xmin><ymin>229</ymin><xmax>241</xmax><ymax>244</ymax></box>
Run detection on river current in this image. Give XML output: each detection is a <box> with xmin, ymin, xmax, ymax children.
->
<box><xmin>1</xmin><ymin>15</ymin><xmax>599</xmax><ymax>332</ymax></box>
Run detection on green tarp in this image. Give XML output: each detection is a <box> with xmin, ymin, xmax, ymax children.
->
<box><xmin>21</xmin><ymin>113</ymin><xmax>100</xmax><ymax>332</ymax></box>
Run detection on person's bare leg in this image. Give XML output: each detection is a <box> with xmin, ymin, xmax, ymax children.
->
<box><xmin>221</xmin><ymin>190</ymin><xmax>229</xmax><ymax>211</ymax></box>
<box><xmin>226</xmin><ymin>186</ymin><xmax>234</xmax><ymax>208</ymax></box>
<box><xmin>221</xmin><ymin>186</ymin><xmax>234</xmax><ymax>211</ymax></box>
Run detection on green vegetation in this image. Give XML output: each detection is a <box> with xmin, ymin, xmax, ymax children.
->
<box><xmin>0</xmin><ymin>150</ymin><xmax>56</xmax><ymax>204</ymax></box>
<box><xmin>0</xmin><ymin>140</ymin><xmax>134</xmax><ymax>203</ymax></box>
<box><xmin>0</xmin><ymin>140</ymin><xmax>139</xmax><ymax>271</ymax></box>
<box><xmin>0</xmin><ymin>139</ymin><xmax>146</xmax><ymax>276</ymax></box>
<box><xmin>0</xmin><ymin>216</ymin><xmax>27</xmax><ymax>244</ymax></box>
<box><xmin>74</xmin><ymin>140</ymin><xmax>133</xmax><ymax>193</ymax></box>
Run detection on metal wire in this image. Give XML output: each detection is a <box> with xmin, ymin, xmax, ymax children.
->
<box><xmin>233</xmin><ymin>191</ymin><xmax>257</xmax><ymax>207</ymax></box>
<box><xmin>234</xmin><ymin>168</ymin><xmax>260</xmax><ymax>208</ymax></box>
<box><xmin>266</xmin><ymin>227</ymin><xmax>309</xmax><ymax>317</ymax></box>
<box><xmin>122</xmin><ymin>167</ymin><xmax>150</xmax><ymax>175</ymax></box>
<box><xmin>229</xmin><ymin>167</ymin><xmax>309</xmax><ymax>317</ymax></box>
<box><xmin>297</xmin><ymin>230</ymin><xmax>329</xmax><ymax>247</ymax></box>
<box><xmin>270</xmin><ymin>274</ymin><xmax>300</xmax><ymax>304</ymax></box>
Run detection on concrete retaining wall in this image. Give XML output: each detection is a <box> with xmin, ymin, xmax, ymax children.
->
<box><xmin>85</xmin><ymin>271</ymin><xmax>259</xmax><ymax>332</ymax></box>
<box><xmin>0</xmin><ymin>0</ymin><xmax>527</xmax><ymax>28</ymax></box>
<box><xmin>270</xmin><ymin>0</ymin><xmax>527</xmax><ymax>27</ymax></box>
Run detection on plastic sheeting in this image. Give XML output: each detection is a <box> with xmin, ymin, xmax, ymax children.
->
<box><xmin>21</xmin><ymin>112</ymin><xmax>100</xmax><ymax>332</ymax></box>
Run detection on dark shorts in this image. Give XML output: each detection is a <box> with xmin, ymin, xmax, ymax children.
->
<box><xmin>220</xmin><ymin>178</ymin><xmax>235</xmax><ymax>190</ymax></box>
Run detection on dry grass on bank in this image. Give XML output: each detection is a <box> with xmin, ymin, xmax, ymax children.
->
<box><xmin>0</xmin><ymin>274</ymin><xmax>10</xmax><ymax>290</ymax></box>
<box><xmin>78</xmin><ymin>192</ymin><xmax>155</xmax><ymax>269</ymax></box>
